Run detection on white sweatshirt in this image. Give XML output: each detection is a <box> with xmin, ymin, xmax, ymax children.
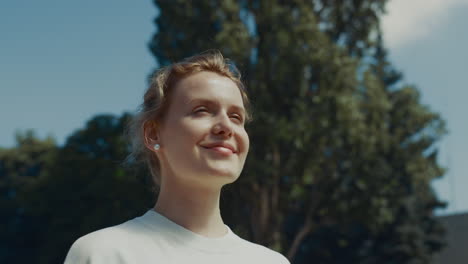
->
<box><xmin>64</xmin><ymin>209</ymin><xmax>290</xmax><ymax>264</ymax></box>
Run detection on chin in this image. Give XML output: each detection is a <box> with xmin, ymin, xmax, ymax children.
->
<box><xmin>201</xmin><ymin>159</ymin><xmax>239</xmax><ymax>175</ymax></box>
<box><xmin>206</xmin><ymin>166</ymin><xmax>241</xmax><ymax>183</ymax></box>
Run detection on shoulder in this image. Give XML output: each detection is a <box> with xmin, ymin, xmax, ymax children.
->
<box><xmin>64</xmin><ymin>219</ymin><xmax>146</xmax><ymax>264</ymax></box>
<box><xmin>236</xmin><ymin>238</ymin><xmax>291</xmax><ymax>264</ymax></box>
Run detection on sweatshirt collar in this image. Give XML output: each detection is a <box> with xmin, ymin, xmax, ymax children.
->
<box><xmin>137</xmin><ymin>209</ymin><xmax>243</xmax><ymax>253</ymax></box>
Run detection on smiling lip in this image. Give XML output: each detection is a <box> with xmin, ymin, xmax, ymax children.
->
<box><xmin>201</xmin><ymin>142</ymin><xmax>237</xmax><ymax>154</ymax></box>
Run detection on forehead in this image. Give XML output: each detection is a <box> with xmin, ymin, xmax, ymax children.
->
<box><xmin>173</xmin><ymin>71</ymin><xmax>244</xmax><ymax>107</ymax></box>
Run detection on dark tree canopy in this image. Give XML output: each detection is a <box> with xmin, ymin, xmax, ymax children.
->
<box><xmin>0</xmin><ymin>116</ymin><xmax>154</xmax><ymax>264</ymax></box>
<box><xmin>0</xmin><ymin>131</ymin><xmax>56</xmax><ymax>263</ymax></box>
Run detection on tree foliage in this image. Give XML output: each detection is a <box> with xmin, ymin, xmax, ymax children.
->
<box><xmin>150</xmin><ymin>0</ymin><xmax>446</xmax><ymax>263</ymax></box>
<box><xmin>0</xmin><ymin>131</ymin><xmax>56</xmax><ymax>263</ymax></box>
<box><xmin>0</xmin><ymin>116</ymin><xmax>154</xmax><ymax>264</ymax></box>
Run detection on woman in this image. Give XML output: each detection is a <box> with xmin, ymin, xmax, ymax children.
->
<box><xmin>64</xmin><ymin>51</ymin><xmax>290</xmax><ymax>264</ymax></box>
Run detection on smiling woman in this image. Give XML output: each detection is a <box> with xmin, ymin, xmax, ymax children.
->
<box><xmin>64</xmin><ymin>51</ymin><xmax>290</xmax><ymax>264</ymax></box>
<box><xmin>154</xmin><ymin>70</ymin><xmax>250</xmax><ymax>188</ymax></box>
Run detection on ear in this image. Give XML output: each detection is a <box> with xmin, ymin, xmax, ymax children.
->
<box><xmin>143</xmin><ymin>120</ymin><xmax>160</xmax><ymax>152</ymax></box>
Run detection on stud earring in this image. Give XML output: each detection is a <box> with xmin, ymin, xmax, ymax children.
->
<box><xmin>154</xmin><ymin>144</ymin><xmax>160</xmax><ymax>150</ymax></box>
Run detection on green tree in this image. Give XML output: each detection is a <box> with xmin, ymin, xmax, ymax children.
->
<box><xmin>11</xmin><ymin>115</ymin><xmax>154</xmax><ymax>264</ymax></box>
<box><xmin>150</xmin><ymin>0</ymin><xmax>446</xmax><ymax>263</ymax></box>
<box><xmin>0</xmin><ymin>131</ymin><xmax>57</xmax><ymax>263</ymax></box>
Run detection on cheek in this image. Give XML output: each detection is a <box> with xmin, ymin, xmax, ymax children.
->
<box><xmin>169</xmin><ymin>120</ymin><xmax>210</xmax><ymax>148</ymax></box>
<box><xmin>161</xmin><ymin>122</ymin><xmax>192</xmax><ymax>151</ymax></box>
<box><xmin>239</xmin><ymin>129</ymin><xmax>250</xmax><ymax>154</ymax></box>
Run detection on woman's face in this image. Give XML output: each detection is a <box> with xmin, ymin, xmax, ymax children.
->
<box><xmin>156</xmin><ymin>71</ymin><xmax>250</xmax><ymax>188</ymax></box>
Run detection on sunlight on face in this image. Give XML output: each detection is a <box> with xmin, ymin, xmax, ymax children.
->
<box><xmin>157</xmin><ymin>71</ymin><xmax>250</xmax><ymax>189</ymax></box>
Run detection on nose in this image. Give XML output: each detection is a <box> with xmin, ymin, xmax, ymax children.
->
<box><xmin>211</xmin><ymin>113</ymin><xmax>233</xmax><ymax>137</ymax></box>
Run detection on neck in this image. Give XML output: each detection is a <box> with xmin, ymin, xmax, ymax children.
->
<box><xmin>154</xmin><ymin>176</ymin><xmax>227</xmax><ymax>238</ymax></box>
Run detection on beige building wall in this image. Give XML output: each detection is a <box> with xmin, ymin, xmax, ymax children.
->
<box><xmin>433</xmin><ymin>212</ymin><xmax>468</xmax><ymax>264</ymax></box>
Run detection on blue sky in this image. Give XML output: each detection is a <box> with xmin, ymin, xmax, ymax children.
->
<box><xmin>1</xmin><ymin>0</ymin><xmax>466</xmax><ymax>215</ymax></box>
<box><xmin>0</xmin><ymin>0</ymin><xmax>156</xmax><ymax>146</ymax></box>
<box><xmin>381</xmin><ymin>0</ymin><xmax>468</xmax><ymax>215</ymax></box>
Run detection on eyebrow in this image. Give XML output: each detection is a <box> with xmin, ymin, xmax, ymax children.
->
<box><xmin>187</xmin><ymin>98</ymin><xmax>246</xmax><ymax>114</ymax></box>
